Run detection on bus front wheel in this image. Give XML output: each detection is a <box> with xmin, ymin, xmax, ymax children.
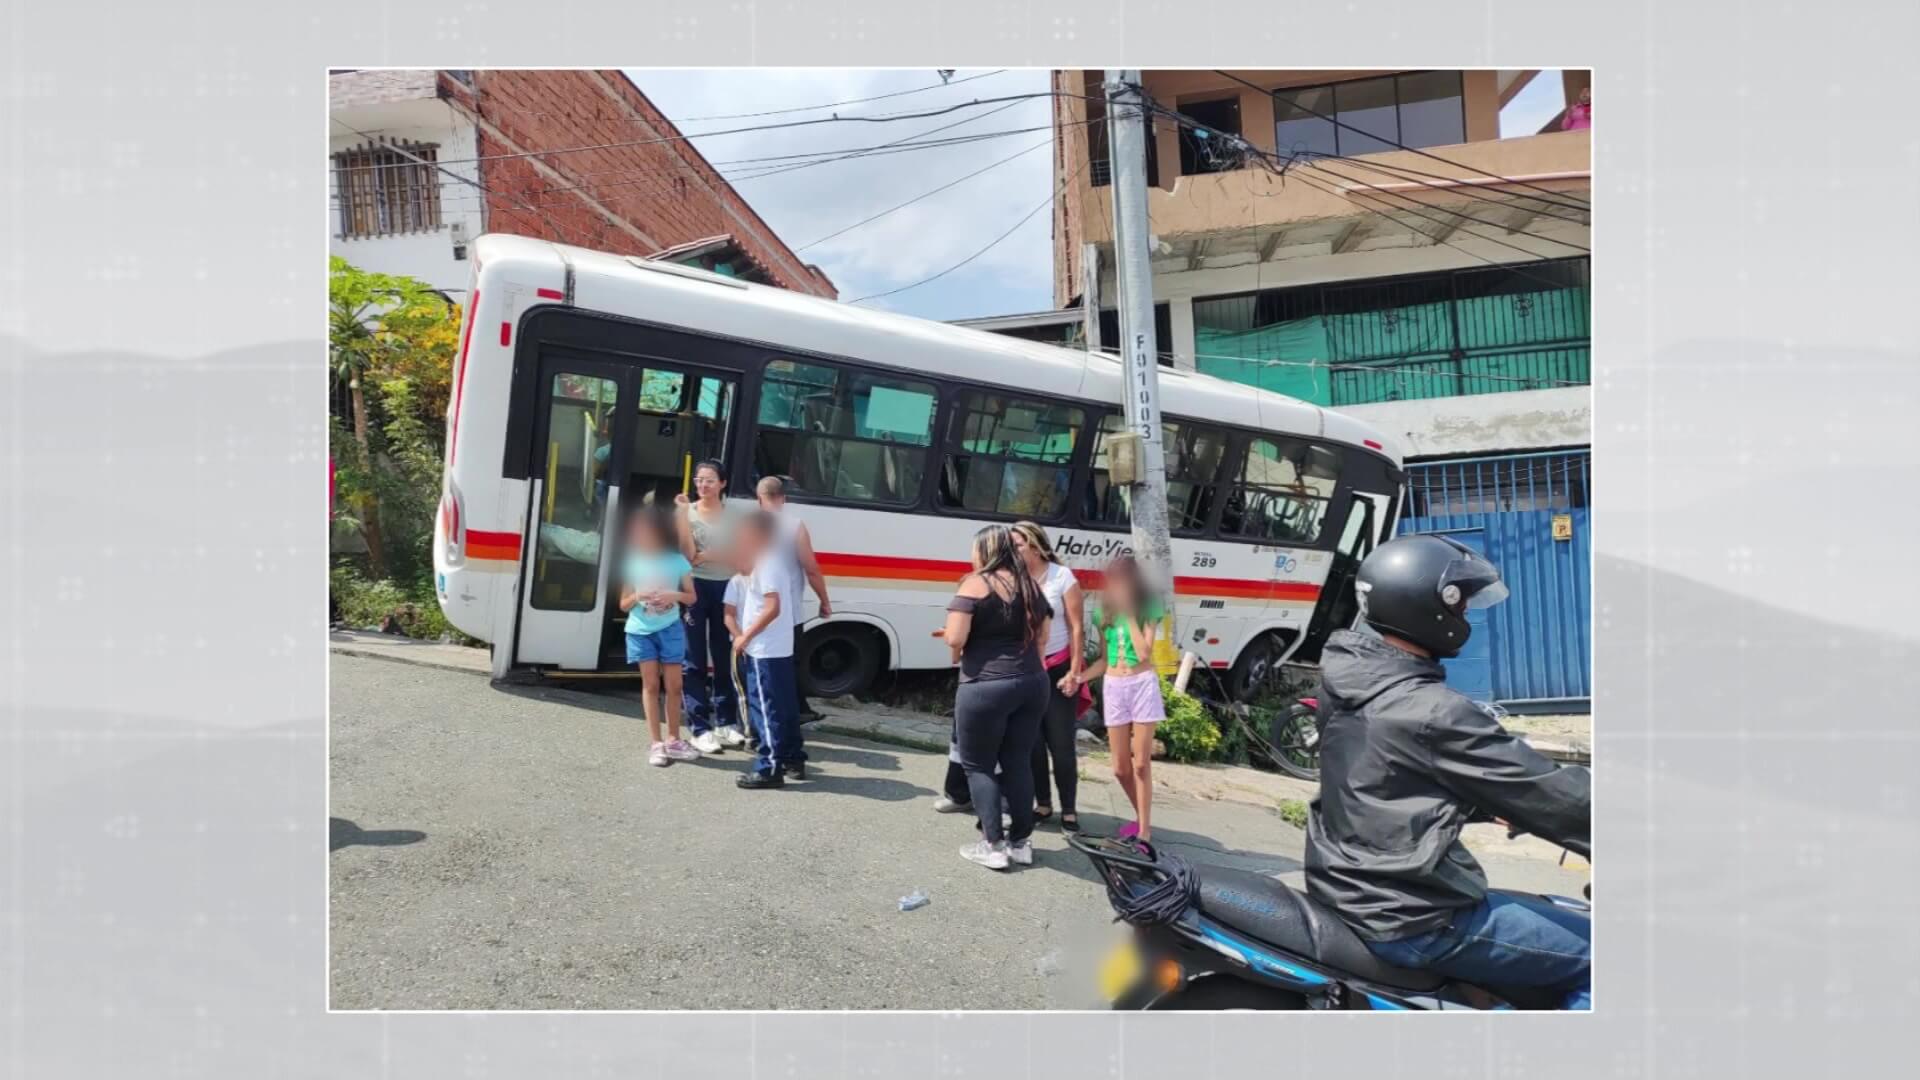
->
<box><xmin>799</xmin><ymin>623</ymin><xmax>884</xmax><ymax>699</ymax></box>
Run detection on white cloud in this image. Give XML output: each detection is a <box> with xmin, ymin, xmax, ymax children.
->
<box><xmin>625</xmin><ymin>68</ymin><xmax>1058</xmax><ymax>318</ymax></box>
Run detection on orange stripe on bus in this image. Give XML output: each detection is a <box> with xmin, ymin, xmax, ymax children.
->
<box><xmin>817</xmin><ymin>551</ymin><xmax>1319</xmax><ymax>602</ymax></box>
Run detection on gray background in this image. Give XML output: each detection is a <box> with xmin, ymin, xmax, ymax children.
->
<box><xmin>4</xmin><ymin>0</ymin><xmax>1917</xmax><ymax>1075</ymax></box>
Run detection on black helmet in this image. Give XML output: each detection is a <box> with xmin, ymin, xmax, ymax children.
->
<box><xmin>1354</xmin><ymin>534</ymin><xmax>1509</xmax><ymax>658</ymax></box>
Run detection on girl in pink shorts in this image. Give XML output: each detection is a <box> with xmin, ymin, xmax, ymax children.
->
<box><xmin>1081</xmin><ymin>556</ymin><xmax>1164</xmax><ymax>843</ymax></box>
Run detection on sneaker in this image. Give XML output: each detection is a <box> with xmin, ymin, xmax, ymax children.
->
<box><xmin>798</xmin><ymin>710</ymin><xmax>825</xmax><ymax>725</ymax></box>
<box><xmin>959</xmin><ymin>840</ymin><xmax>1010</xmax><ymax>870</ymax></box>
<box><xmin>661</xmin><ymin>739</ymin><xmax>701</xmax><ymax>762</ymax></box>
<box><xmin>690</xmin><ymin>731</ymin><xmax>723</xmax><ymax>755</ymax></box>
<box><xmin>716</xmin><ymin>725</ymin><xmax>749</xmax><ymax>748</ymax></box>
<box><xmin>647</xmin><ymin>742</ymin><xmax>670</xmax><ymax>768</ymax></box>
<box><xmin>1008</xmin><ymin>839</ymin><xmax>1034</xmax><ymax>866</ymax></box>
<box><xmin>736</xmin><ymin>770</ymin><xmax>785</xmax><ymax>789</ymax></box>
<box><xmin>784</xmin><ymin>761</ymin><xmax>808</xmax><ymax>781</ymax></box>
<box><xmin>933</xmin><ymin>796</ymin><xmax>974</xmax><ymax>814</ymax></box>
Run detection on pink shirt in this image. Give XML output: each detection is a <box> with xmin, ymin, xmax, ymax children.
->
<box><xmin>1562</xmin><ymin>103</ymin><xmax>1592</xmax><ymax>131</ymax></box>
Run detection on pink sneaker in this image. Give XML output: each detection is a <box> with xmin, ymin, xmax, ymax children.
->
<box><xmin>662</xmin><ymin>738</ymin><xmax>701</xmax><ymax>762</ymax></box>
<box><xmin>1116</xmin><ymin>821</ymin><xmax>1141</xmax><ymax>840</ymax></box>
<box><xmin>647</xmin><ymin>742</ymin><xmax>671</xmax><ymax>768</ymax></box>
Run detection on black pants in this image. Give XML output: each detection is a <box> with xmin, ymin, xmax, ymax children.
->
<box><xmin>953</xmin><ymin>671</ymin><xmax>1047</xmax><ymax>845</ymax></box>
<box><xmin>1030</xmin><ymin>659</ymin><xmax>1078</xmax><ymax>815</ymax></box>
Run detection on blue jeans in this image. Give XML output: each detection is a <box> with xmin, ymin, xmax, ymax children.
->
<box><xmin>680</xmin><ymin>577</ymin><xmax>737</xmax><ymax>736</ymax></box>
<box><xmin>741</xmin><ymin>654</ymin><xmax>804</xmax><ymax>776</ymax></box>
<box><xmin>1367</xmin><ymin>892</ymin><xmax>1592</xmax><ymax>1010</ymax></box>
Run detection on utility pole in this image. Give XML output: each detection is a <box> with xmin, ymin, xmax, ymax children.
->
<box><xmin>1103</xmin><ymin>69</ymin><xmax>1176</xmax><ymax>643</ymax></box>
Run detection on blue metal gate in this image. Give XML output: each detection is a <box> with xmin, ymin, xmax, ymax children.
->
<box><xmin>1398</xmin><ymin>450</ymin><xmax>1591</xmax><ymax>708</ymax></box>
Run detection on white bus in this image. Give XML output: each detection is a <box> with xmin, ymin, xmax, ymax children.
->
<box><xmin>434</xmin><ymin>234</ymin><xmax>1406</xmax><ymax>698</ymax></box>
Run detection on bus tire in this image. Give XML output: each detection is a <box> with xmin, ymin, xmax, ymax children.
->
<box><xmin>799</xmin><ymin>623</ymin><xmax>884</xmax><ymax>699</ymax></box>
<box><xmin>1226</xmin><ymin>631</ymin><xmax>1290</xmax><ymax>702</ymax></box>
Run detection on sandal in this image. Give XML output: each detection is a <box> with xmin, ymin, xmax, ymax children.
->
<box><xmin>1034</xmin><ymin>805</ymin><xmax>1055</xmax><ymax>823</ymax></box>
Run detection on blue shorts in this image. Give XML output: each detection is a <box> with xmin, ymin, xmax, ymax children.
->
<box><xmin>626</xmin><ymin>620</ymin><xmax>688</xmax><ymax>665</ymax></box>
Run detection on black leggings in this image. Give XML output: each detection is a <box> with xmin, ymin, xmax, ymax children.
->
<box><xmin>1030</xmin><ymin>659</ymin><xmax>1078</xmax><ymax>815</ymax></box>
<box><xmin>953</xmin><ymin>671</ymin><xmax>1047</xmax><ymax>845</ymax></box>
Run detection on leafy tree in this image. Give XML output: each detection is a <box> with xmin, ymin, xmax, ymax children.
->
<box><xmin>328</xmin><ymin>256</ymin><xmax>459</xmax><ymax>577</ymax></box>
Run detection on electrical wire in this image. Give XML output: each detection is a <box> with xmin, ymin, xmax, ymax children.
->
<box><xmin>341</xmin><ymin>93</ymin><xmax>1065</xmax><ymax>172</ymax></box>
<box><xmin>678</xmin><ymin>69</ymin><xmax>1009</xmax><ymax>120</ymax></box>
<box><xmin>846</xmin><ymin>155</ymin><xmax>1090</xmax><ymax>305</ymax></box>
<box><xmin>1299</xmin><ymin>159</ymin><xmax>1590</xmax><ymax>254</ymax></box>
<box><xmin>796</xmin><ymin>137</ymin><xmax>1052</xmax><ymax>251</ymax></box>
<box><xmin>1208</xmin><ymin>69</ymin><xmax>1591</xmax><ymax>209</ymax></box>
<box><xmin>1316</xmin><ymin>153</ymin><xmax>1592</xmax><ymax>224</ymax></box>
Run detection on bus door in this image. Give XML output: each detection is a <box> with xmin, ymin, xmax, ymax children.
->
<box><xmin>513</xmin><ymin>355</ymin><xmax>740</xmax><ymax>670</ymax></box>
<box><xmin>1300</xmin><ymin>488</ymin><xmax>1396</xmax><ymax>661</ymax></box>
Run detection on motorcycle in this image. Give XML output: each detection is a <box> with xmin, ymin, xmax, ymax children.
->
<box><xmin>1070</xmin><ymin>831</ymin><xmax>1591</xmax><ymax>1010</ymax></box>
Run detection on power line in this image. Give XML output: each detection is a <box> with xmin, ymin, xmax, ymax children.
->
<box><xmin>1207</xmin><ymin>69</ymin><xmax>1591</xmax><ymax>208</ymax></box>
<box><xmin>678</xmin><ymin>69</ymin><xmax>1009</xmax><ymax>121</ymax></box>
<box><xmin>1130</xmin><ymin>98</ymin><xmax>1588</xmax><ymax>273</ymax></box>
<box><xmin>339</xmin><ymin>93</ymin><xmax>1062</xmax><ymax>173</ymax></box>
<box><xmin>1315</xmin><ymin>152</ymin><xmax>1593</xmax><ymax>219</ymax></box>
<box><xmin>1300</xmin><ymin>159</ymin><xmax>1590</xmax><ymax>253</ymax></box>
<box><xmin>797</xmin><ymin>138</ymin><xmax>1051</xmax><ymax>251</ymax></box>
<box><xmin>331</xmin><ymin>117</ymin><xmax>1096</xmax><ymax>215</ymax></box>
<box><xmin>848</xmin><ymin>156</ymin><xmax>1090</xmax><ymax>305</ymax></box>
<box><xmin>1316</xmin><ymin>153</ymin><xmax>1592</xmax><ymax>225</ymax></box>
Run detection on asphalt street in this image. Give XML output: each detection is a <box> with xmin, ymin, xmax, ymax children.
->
<box><xmin>329</xmin><ymin>652</ymin><xmax>1589</xmax><ymax>1010</ymax></box>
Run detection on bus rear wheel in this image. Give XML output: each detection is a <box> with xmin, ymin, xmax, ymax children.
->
<box><xmin>799</xmin><ymin>623</ymin><xmax>883</xmax><ymax>699</ymax></box>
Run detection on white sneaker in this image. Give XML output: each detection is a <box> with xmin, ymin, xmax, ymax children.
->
<box><xmin>647</xmin><ymin>742</ymin><xmax>670</xmax><ymax>768</ymax></box>
<box><xmin>716</xmin><ymin>725</ymin><xmax>749</xmax><ymax>748</ymax></box>
<box><xmin>959</xmin><ymin>840</ymin><xmax>1010</xmax><ymax>870</ymax></box>
<box><xmin>1008</xmin><ymin>840</ymin><xmax>1034</xmax><ymax>866</ymax></box>
<box><xmin>661</xmin><ymin>738</ymin><xmax>702</xmax><ymax>762</ymax></box>
<box><xmin>690</xmin><ymin>731</ymin><xmax>723</xmax><ymax>755</ymax></box>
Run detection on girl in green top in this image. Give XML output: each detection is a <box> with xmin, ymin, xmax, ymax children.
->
<box><xmin>1079</xmin><ymin>555</ymin><xmax>1166</xmax><ymax>844</ymax></box>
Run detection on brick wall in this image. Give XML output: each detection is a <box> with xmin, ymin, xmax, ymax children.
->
<box><xmin>462</xmin><ymin>70</ymin><xmax>835</xmax><ymax>298</ymax></box>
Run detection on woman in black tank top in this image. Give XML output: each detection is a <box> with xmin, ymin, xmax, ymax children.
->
<box><xmin>942</xmin><ymin>525</ymin><xmax>1052</xmax><ymax>870</ymax></box>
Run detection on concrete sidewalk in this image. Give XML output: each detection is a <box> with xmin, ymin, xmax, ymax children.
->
<box><xmin>328</xmin><ymin>632</ymin><xmax>1587</xmax><ymax>837</ymax></box>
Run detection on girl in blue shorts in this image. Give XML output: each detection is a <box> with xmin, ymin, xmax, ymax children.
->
<box><xmin>620</xmin><ymin>507</ymin><xmax>700</xmax><ymax>768</ymax></box>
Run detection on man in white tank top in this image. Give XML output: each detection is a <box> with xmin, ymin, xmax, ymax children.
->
<box><xmin>756</xmin><ymin>476</ymin><xmax>833</xmax><ymax>722</ymax></box>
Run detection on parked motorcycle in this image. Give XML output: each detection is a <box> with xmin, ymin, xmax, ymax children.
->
<box><xmin>1070</xmin><ymin>832</ymin><xmax>1591</xmax><ymax>1010</ymax></box>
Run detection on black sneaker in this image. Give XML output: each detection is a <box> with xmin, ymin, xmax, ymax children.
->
<box><xmin>798</xmin><ymin>710</ymin><xmax>825</xmax><ymax>725</ymax></box>
<box><xmin>785</xmin><ymin>761</ymin><xmax>808</xmax><ymax>781</ymax></box>
<box><xmin>736</xmin><ymin>770</ymin><xmax>785</xmax><ymax>789</ymax></box>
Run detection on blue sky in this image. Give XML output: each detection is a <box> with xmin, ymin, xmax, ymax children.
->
<box><xmin>630</xmin><ymin>68</ymin><xmax>1056</xmax><ymax>321</ymax></box>
<box><xmin>630</xmin><ymin>69</ymin><xmax>1573</xmax><ymax>321</ymax></box>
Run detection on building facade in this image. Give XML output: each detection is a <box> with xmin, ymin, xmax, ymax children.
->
<box><xmin>328</xmin><ymin>69</ymin><xmax>835</xmax><ymax>299</ymax></box>
<box><xmin>1046</xmin><ymin>69</ymin><xmax>1593</xmax><ymax>707</ymax></box>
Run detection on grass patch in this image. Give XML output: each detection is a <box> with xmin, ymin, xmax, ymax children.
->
<box><xmin>1277</xmin><ymin>798</ymin><xmax>1309</xmax><ymax>829</ymax></box>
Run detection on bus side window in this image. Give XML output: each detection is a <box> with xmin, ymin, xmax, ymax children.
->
<box><xmin>1086</xmin><ymin>414</ymin><xmax>1228</xmax><ymax>533</ymax></box>
<box><xmin>940</xmin><ymin>390</ymin><xmax>1083</xmax><ymax>520</ymax></box>
<box><xmin>1220</xmin><ymin>436</ymin><xmax>1342</xmax><ymax>544</ymax></box>
<box><xmin>755</xmin><ymin>358</ymin><xmax>936</xmax><ymax>505</ymax></box>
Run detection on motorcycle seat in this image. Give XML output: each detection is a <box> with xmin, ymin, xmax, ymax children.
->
<box><xmin>1191</xmin><ymin>864</ymin><xmax>1444</xmax><ymax>992</ymax></box>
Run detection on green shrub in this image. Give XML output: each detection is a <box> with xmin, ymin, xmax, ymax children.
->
<box><xmin>1156</xmin><ymin>676</ymin><xmax>1223</xmax><ymax>762</ymax></box>
<box><xmin>331</xmin><ymin>565</ymin><xmax>468</xmax><ymax>642</ymax></box>
<box><xmin>1277</xmin><ymin>798</ymin><xmax>1310</xmax><ymax>829</ymax></box>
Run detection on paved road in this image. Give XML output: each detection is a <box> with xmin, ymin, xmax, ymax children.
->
<box><xmin>329</xmin><ymin>652</ymin><xmax>1588</xmax><ymax>1010</ymax></box>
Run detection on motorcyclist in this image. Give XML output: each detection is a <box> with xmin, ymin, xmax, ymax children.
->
<box><xmin>1305</xmin><ymin>534</ymin><xmax>1592</xmax><ymax>1008</ymax></box>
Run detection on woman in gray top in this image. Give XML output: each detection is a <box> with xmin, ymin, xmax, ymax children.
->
<box><xmin>675</xmin><ymin>459</ymin><xmax>746</xmax><ymax>754</ymax></box>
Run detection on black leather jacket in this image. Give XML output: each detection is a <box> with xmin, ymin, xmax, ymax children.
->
<box><xmin>1305</xmin><ymin>628</ymin><xmax>1590</xmax><ymax>941</ymax></box>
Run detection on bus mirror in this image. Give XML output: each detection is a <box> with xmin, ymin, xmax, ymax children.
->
<box><xmin>1109</xmin><ymin>432</ymin><xmax>1143</xmax><ymax>485</ymax></box>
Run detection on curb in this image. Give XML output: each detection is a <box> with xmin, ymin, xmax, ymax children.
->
<box><xmin>331</xmin><ymin>643</ymin><xmax>490</xmax><ymax>678</ymax></box>
<box><xmin>812</xmin><ymin>721</ymin><xmax>945</xmax><ymax>755</ymax></box>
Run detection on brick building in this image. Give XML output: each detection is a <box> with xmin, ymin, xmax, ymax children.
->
<box><xmin>328</xmin><ymin>69</ymin><xmax>834</xmax><ymax>299</ymax></box>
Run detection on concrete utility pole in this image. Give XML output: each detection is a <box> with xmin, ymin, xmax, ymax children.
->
<box><xmin>1103</xmin><ymin>69</ymin><xmax>1176</xmax><ymax>623</ymax></box>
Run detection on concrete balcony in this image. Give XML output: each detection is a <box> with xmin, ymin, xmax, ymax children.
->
<box><xmin>1077</xmin><ymin>130</ymin><xmax>1590</xmax><ymax>272</ymax></box>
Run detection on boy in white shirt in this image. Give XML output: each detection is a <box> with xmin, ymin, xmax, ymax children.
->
<box><xmin>723</xmin><ymin>511</ymin><xmax>805</xmax><ymax>789</ymax></box>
